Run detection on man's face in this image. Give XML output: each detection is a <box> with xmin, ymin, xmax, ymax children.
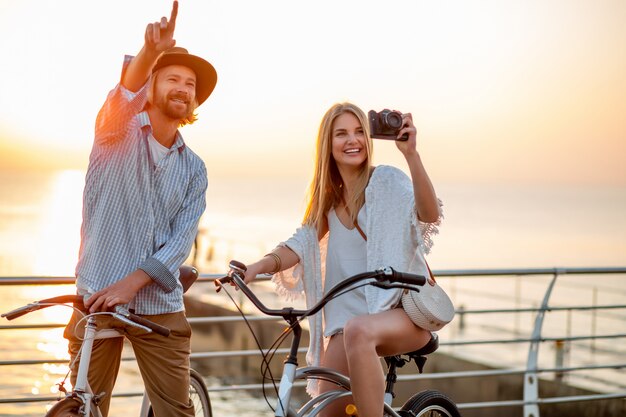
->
<box><xmin>152</xmin><ymin>65</ymin><xmax>197</xmax><ymax>121</ymax></box>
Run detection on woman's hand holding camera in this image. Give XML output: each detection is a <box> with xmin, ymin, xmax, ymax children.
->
<box><xmin>395</xmin><ymin>113</ymin><xmax>419</xmax><ymax>157</ymax></box>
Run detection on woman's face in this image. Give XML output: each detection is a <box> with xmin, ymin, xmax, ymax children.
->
<box><xmin>331</xmin><ymin>112</ymin><xmax>367</xmax><ymax>170</ymax></box>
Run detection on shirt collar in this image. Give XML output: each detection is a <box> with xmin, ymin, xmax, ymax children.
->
<box><xmin>138</xmin><ymin>111</ymin><xmax>186</xmax><ymax>153</ymax></box>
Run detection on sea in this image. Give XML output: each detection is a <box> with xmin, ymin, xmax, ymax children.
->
<box><xmin>0</xmin><ymin>168</ymin><xmax>625</xmax><ymax>416</ymax></box>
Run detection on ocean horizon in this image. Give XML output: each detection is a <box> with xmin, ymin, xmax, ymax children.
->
<box><xmin>0</xmin><ymin>167</ymin><xmax>624</xmax><ymax>277</ymax></box>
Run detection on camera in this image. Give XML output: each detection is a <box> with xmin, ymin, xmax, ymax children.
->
<box><xmin>368</xmin><ymin>109</ymin><xmax>408</xmax><ymax>141</ymax></box>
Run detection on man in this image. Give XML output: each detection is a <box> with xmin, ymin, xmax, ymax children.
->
<box><xmin>63</xmin><ymin>2</ymin><xmax>216</xmax><ymax>415</ymax></box>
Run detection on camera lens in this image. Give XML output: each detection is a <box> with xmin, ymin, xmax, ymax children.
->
<box><xmin>383</xmin><ymin>111</ymin><xmax>403</xmax><ymax>130</ymax></box>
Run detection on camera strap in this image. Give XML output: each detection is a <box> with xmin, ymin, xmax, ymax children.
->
<box><xmin>343</xmin><ymin>204</ymin><xmax>368</xmax><ymax>241</ymax></box>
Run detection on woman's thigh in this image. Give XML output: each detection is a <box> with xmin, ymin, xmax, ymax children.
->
<box><xmin>344</xmin><ymin>308</ymin><xmax>432</xmax><ymax>357</ymax></box>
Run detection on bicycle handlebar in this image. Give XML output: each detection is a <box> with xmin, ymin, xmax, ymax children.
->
<box><xmin>1</xmin><ymin>294</ymin><xmax>171</xmax><ymax>337</ymax></box>
<box><xmin>215</xmin><ymin>260</ymin><xmax>426</xmax><ymax>320</ymax></box>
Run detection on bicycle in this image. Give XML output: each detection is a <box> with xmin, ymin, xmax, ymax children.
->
<box><xmin>215</xmin><ymin>260</ymin><xmax>460</xmax><ymax>417</ymax></box>
<box><xmin>2</xmin><ymin>266</ymin><xmax>212</xmax><ymax>417</ymax></box>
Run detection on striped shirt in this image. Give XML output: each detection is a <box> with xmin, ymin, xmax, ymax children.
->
<box><xmin>75</xmin><ymin>55</ymin><xmax>208</xmax><ymax>315</ymax></box>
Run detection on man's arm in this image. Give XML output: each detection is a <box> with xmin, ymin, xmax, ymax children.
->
<box><xmin>139</xmin><ymin>166</ymin><xmax>208</xmax><ymax>291</ymax></box>
<box><xmin>122</xmin><ymin>1</ymin><xmax>178</xmax><ymax>92</ymax></box>
<box><xmin>93</xmin><ymin>1</ymin><xmax>179</xmax><ymax>146</ymax></box>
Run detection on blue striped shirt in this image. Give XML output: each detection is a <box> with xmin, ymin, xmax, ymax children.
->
<box><xmin>75</xmin><ymin>55</ymin><xmax>208</xmax><ymax>314</ymax></box>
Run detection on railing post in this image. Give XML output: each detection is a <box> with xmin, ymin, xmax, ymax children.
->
<box><xmin>554</xmin><ymin>339</ymin><xmax>565</xmax><ymax>381</ymax></box>
<box><xmin>457</xmin><ymin>304</ymin><xmax>466</xmax><ymax>334</ymax></box>
<box><xmin>591</xmin><ymin>287</ymin><xmax>597</xmax><ymax>353</ymax></box>
<box><xmin>515</xmin><ymin>275</ymin><xmax>521</xmax><ymax>335</ymax></box>
<box><xmin>524</xmin><ymin>270</ymin><xmax>560</xmax><ymax>417</ymax></box>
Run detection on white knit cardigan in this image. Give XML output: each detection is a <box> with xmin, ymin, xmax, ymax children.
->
<box><xmin>271</xmin><ymin>165</ymin><xmax>442</xmax><ymax>395</ymax></box>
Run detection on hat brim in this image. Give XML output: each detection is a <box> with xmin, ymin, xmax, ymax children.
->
<box><xmin>153</xmin><ymin>53</ymin><xmax>217</xmax><ymax>106</ymax></box>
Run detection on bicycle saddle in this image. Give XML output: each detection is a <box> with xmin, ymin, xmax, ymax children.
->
<box><xmin>385</xmin><ymin>333</ymin><xmax>439</xmax><ymax>374</ymax></box>
<box><xmin>180</xmin><ymin>265</ymin><xmax>199</xmax><ymax>293</ymax></box>
<box><xmin>406</xmin><ymin>332</ymin><xmax>439</xmax><ymax>357</ymax></box>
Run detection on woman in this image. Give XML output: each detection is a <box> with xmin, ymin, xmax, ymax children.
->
<box><xmin>239</xmin><ymin>102</ymin><xmax>442</xmax><ymax>417</ymax></box>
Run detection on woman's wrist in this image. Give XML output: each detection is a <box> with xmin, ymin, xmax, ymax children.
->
<box><xmin>403</xmin><ymin>148</ymin><xmax>422</xmax><ymax>165</ymax></box>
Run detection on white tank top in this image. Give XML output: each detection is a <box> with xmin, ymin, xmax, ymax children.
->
<box><xmin>323</xmin><ymin>206</ymin><xmax>369</xmax><ymax>337</ymax></box>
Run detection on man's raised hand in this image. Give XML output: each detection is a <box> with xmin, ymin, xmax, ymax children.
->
<box><xmin>145</xmin><ymin>0</ymin><xmax>178</xmax><ymax>53</ymax></box>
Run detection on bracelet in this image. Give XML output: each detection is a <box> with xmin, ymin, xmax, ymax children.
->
<box><xmin>264</xmin><ymin>252</ymin><xmax>282</xmax><ymax>274</ymax></box>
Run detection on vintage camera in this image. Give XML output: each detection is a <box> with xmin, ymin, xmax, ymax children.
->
<box><xmin>368</xmin><ymin>109</ymin><xmax>408</xmax><ymax>141</ymax></box>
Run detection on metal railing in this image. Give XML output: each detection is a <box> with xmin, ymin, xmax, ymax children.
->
<box><xmin>1</xmin><ymin>267</ymin><xmax>625</xmax><ymax>417</ymax></box>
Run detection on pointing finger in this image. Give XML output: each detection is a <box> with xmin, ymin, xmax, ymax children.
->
<box><xmin>169</xmin><ymin>1</ymin><xmax>179</xmax><ymax>31</ymax></box>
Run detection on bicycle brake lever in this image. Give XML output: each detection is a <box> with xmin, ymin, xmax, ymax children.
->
<box><xmin>214</xmin><ymin>276</ymin><xmax>231</xmax><ymax>293</ymax></box>
<box><xmin>112</xmin><ymin>312</ymin><xmax>153</xmax><ymax>333</ymax></box>
<box><xmin>371</xmin><ymin>282</ymin><xmax>421</xmax><ymax>291</ymax></box>
<box><xmin>114</xmin><ymin>306</ymin><xmax>171</xmax><ymax>337</ymax></box>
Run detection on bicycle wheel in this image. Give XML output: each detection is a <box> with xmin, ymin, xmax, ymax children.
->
<box><xmin>290</xmin><ymin>367</ymin><xmax>353</xmax><ymax>417</ymax></box>
<box><xmin>45</xmin><ymin>398</ymin><xmax>84</xmax><ymax>417</ymax></box>
<box><xmin>189</xmin><ymin>368</ymin><xmax>212</xmax><ymax>417</ymax></box>
<box><xmin>400</xmin><ymin>390</ymin><xmax>461</xmax><ymax>417</ymax></box>
<box><xmin>147</xmin><ymin>368</ymin><xmax>212</xmax><ymax>417</ymax></box>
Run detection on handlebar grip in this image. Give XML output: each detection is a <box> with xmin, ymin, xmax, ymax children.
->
<box><xmin>126</xmin><ymin>312</ymin><xmax>171</xmax><ymax>337</ymax></box>
<box><xmin>2</xmin><ymin>306</ymin><xmax>34</xmax><ymax>321</ymax></box>
<box><xmin>229</xmin><ymin>259</ymin><xmax>247</xmax><ymax>273</ymax></box>
<box><xmin>215</xmin><ymin>260</ymin><xmax>248</xmax><ymax>293</ymax></box>
<box><xmin>391</xmin><ymin>270</ymin><xmax>427</xmax><ymax>286</ymax></box>
<box><xmin>2</xmin><ymin>295</ymin><xmax>87</xmax><ymax>320</ymax></box>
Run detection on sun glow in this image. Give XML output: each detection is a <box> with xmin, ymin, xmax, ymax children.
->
<box><xmin>32</xmin><ymin>170</ymin><xmax>84</xmax><ymax>277</ymax></box>
<box><xmin>0</xmin><ymin>0</ymin><xmax>624</xmax><ymax>184</ymax></box>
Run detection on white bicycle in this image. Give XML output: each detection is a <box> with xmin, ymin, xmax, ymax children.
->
<box><xmin>2</xmin><ymin>266</ymin><xmax>212</xmax><ymax>417</ymax></box>
<box><xmin>215</xmin><ymin>260</ymin><xmax>460</xmax><ymax>417</ymax></box>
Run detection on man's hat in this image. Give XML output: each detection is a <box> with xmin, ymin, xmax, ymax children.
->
<box><xmin>152</xmin><ymin>46</ymin><xmax>217</xmax><ymax>106</ymax></box>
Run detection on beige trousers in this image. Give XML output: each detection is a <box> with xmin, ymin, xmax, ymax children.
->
<box><xmin>63</xmin><ymin>311</ymin><xmax>194</xmax><ymax>417</ymax></box>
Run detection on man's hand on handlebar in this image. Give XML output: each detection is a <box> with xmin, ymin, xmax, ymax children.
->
<box><xmin>85</xmin><ymin>269</ymin><xmax>152</xmax><ymax>313</ymax></box>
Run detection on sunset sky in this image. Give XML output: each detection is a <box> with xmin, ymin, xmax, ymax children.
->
<box><xmin>0</xmin><ymin>0</ymin><xmax>624</xmax><ymax>185</ymax></box>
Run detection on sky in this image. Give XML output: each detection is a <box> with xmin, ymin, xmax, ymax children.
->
<box><xmin>0</xmin><ymin>0</ymin><xmax>624</xmax><ymax>185</ymax></box>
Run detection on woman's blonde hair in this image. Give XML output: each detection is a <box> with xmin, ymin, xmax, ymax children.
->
<box><xmin>148</xmin><ymin>68</ymin><xmax>199</xmax><ymax>126</ymax></box>
<box><xmin>302</xmin><ymin>102</ymin><xmax>373</xmax><ymax>235</ymax></box>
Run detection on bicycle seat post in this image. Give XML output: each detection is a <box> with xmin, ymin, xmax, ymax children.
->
<box><xmin>384</xmin><ymin>358</ymin><xmax>399</xmax><ymax>405</ymax></box>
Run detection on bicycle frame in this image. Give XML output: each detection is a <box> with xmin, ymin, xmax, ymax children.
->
<box><xmin>72</xmin><ymin>315</ymin><xmax>155</xmax><ymax>417</ymax></box>
<box><xmin>272</xmin><ymin>328</ymin><xmax>406</xmax><ymax>417</ymax></box>
<box><xmin>3</xmin><ymin>297</ymin><xmax>167</xmax><ymax>417</ymax></box>
<box><xmin>72</xmin><ymin>315</ymin><xmax>100</xmax><ymax>417</ymax></box>
<box><xmin>216</xmin><ymin>262</ymin><xmax>429</xmax><ymax>417</ymax></box>
<box><xmin>3</xmin><ymin>266</ymin><xmax>213</xmax><ymax>417</ymax></box>
<box><xmin>274</xmin><ymin>322</ymin><xmax>301</xmax><ymax>417</ymax></box>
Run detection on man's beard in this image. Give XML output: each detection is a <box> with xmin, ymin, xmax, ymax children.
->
<box><xmin>155</xmin><ymin>92</ymin><xmax>191</xmax><ymax>121</ymax></box>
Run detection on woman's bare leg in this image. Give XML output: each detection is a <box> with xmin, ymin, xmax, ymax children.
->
<box><xmin>318</xmin><ymin>333</ymin><xmax>353</xmax><ymax>417</ymax></box>
<box><xmin>343</xmin><ymin>309</ymin><xmax>431</xmax><ymax>417</ymax></box>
